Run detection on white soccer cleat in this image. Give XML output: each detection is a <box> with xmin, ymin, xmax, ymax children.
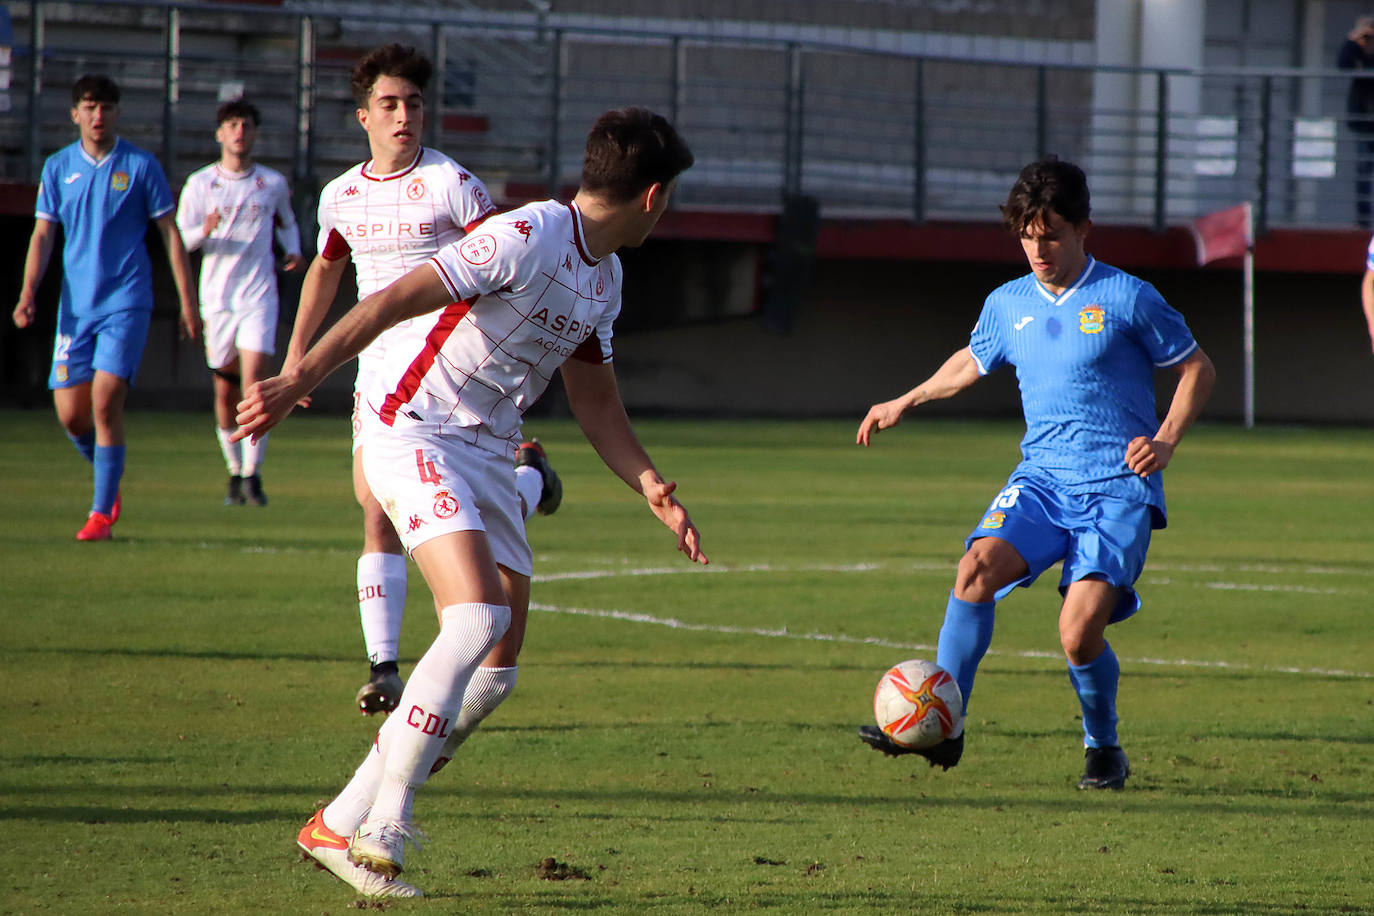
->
<box><xmin>296</xmin><ymin>809</ymin><xmax>423</xmax><ymax>898</ymax></box>
<box><xmin>349</xmin><ymin>816</ymin><xmax>427</xmax><ymax>878</ymax></box>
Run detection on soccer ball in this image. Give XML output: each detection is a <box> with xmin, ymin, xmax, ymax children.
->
<box><xmin>872</xmin><ymin>659</ymin><xmax>963</xmax><ymax>750</ymax></box>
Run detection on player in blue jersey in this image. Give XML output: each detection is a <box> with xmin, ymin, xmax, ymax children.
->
<box><xmin>12</xmin><ymin>75</ymin><xmax>199</xmax><ymax>541</ymax></box>
<box><xmin>854</xmin><ymin>156</ymin><xmax>1215</xmax><ymax>789</ymax></box>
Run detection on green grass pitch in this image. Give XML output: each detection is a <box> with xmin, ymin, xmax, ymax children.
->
<box><xmin>1</xmin><ymin>409</ymin><xmax>1370</xmax><ymax>914</ymax></box>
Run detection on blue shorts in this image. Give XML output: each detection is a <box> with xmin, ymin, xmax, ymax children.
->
<box><xmin>49</xmin><ymin>308</ymin><xmax>152</xmax><ymax>388</ymax></box>
<box><xmin>964</xmin><ymin>476</ymin><xmax>1153</xmax><ymax>623</ymax></box>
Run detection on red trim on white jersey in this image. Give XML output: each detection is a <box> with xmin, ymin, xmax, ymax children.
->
<box><xmin>321</xmin><ymin>227</ymin><xmax>351</xmax><ymax>261</ymax></box>
<box><xmin>379</xmin><ymin>295</ymin><xmax>479</xmax><ymax>425</ymax></box>
<box><xmin>361</xmin><ymin>149</ymin><xmax>423</xmax><ymax>183</ymax></box>
<box><xmin>567</xmin><ymin>202</ymin><xmax>600</xmax><ymax>267</ymax></box>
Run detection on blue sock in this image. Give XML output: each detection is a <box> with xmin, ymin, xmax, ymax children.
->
<box><xmin>1068</xmin><ymin>642</ymin><xmax>1120</xmax><ymax>748</ymax></box>
<box><xmin>935</xmin><ymin>592</ymin><xmax>995</xmax><ymax>718</ymax></box>
<box><xmin>68</xmin><ymin>431</ymin><xmax>96</xmax><ymax>463</ymax></box>
<box><xmin>92</xmin><ymin>444</ymin><xmax>125</xmax><ymax>516</ymax></box>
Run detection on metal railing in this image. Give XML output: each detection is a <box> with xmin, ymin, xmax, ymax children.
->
<box><xmin>2</xmin><ymin>0</ymin><xmax>1369</xmax><ymax>232</ymax></box>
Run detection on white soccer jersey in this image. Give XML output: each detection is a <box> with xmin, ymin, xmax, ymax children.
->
<box><xmin>365</xmin><ymin>200</ymin><xmax>620</xmax><ymax>457</ymax></box>
<box><xmin>177</xmin><ymin>163</ymin><xmax>301</xmax><ymax>312</ymax></box>
<box><xmin>316</xmin><ymin>147</ymin><xmax>496</xmax><ymax>374</ymax></box>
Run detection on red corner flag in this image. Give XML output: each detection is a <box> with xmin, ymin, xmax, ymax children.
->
<box><xmin>1190</xmin><ymin>202</ymin><xmax>1252</xmax><ymax>265</ymax></box>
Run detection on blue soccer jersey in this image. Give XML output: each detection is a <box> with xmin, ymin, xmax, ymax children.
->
<box><xmin>968</xmin><ymin>256</ymin><xmax>1198</xmax><ymax>525</ymax></box>
<box><xmin>34</xmin><ymin>137</ymin><xmax>175</xmax><ymax>318</ymax></box>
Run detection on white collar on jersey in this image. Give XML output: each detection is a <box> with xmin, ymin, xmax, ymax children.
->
<box><xmin>78</xmin><ymin>138</ymin><xmax>120</xmax><ymax>168</ymax></box>
<box><xmin>213</xmin><ymin>163</ymin><xmax>257</xmax><ymax>181</ymax></box>
<box><xmin>362</xmin><ymin>148</ymin><xmax>424</xmax><ymax>182</ymax></box>
<box><xmin>1034</xmin><ymin>255</ymin><xmax>1096</xmax><ymax>306</ymax></box>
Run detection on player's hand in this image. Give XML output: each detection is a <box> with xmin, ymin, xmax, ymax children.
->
<box><xmin>857</xmin><ymin>398</ymin><xmax>908</xmax><ymax>446</ymax></box>
<box><xmin>643</xmin><ymin>477</ymin><xmax>708</xmax><ymax>565</ymax></box>
<box><xmin>12</xmin><ymin>299</ymin><xmax>35</xmax><ymax>328</ymax></box>
<box><xmin>279</xmin><ymin>352</ymin><xmax>313</xmax><ymax>408</ymax></box>
<box><xmin>179</xmin><ymin>299</ymin><xmax>202</xmax><ymax>342</ymax></box>
<box><xmin>234</xmin><ymin>373</ymin><xmax>304</xmax><ymax>443</ymax></box>
<box><xmin>282</xmin><ymin>254</ymin><xmax>306</xmax><ymax>273</ymax></box>
<box><xmin>1125</xmin><ymin>435</ymin><xmax>1175</xmax><ymax>478</ymax></box>
<box><xmin>202</xmin><ymin>209</ymin><xmax>221</xmax><ymax>235</ymax></box>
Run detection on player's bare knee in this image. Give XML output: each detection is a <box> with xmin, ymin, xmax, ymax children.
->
<box><xmin>954</xmin><ymin>549</ymin><xmax>1002</xmax><ymax>601</ymax></box>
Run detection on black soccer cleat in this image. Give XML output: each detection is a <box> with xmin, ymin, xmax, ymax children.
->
<box><xmin>515</xmin><ymin>439</ymin><xmax>562</xmax><ymax>516</ymax></box>
<box><xmin>1078</xmin><ymin>745</ymin><xmax>1130</xmax><ymax>790</ymax></box>
<box><xmin>225</xmin><ymin>475</ymin><xmax>245</xmax><ymax>506</ymax></box>
<box><xmin>243</xmin><ymin>474</ymin><xmax>268</xmax><ymax>507</ymax></box>
<box><xmin>857</xmin><ymin>725</ymin><xmax>964</xmax><ymax>771</ymax></box>
<box><xmin>356</xmin><ymin>664</ymin><xmax>405</xmax><ymax>716</ymax></box>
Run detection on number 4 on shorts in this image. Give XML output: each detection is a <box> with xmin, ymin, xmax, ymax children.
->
<box><xmin>415</xmin><ymin>449</ymin><xmax>442</xmax><ymax>485</ymax></box>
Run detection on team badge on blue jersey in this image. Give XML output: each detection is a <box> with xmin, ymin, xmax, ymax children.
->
<box><xmin>55</xmin><ymin>364</ymin><xmax>68</xmax><ymax>383</ymax></box>
<box><xmin>980</xmin><ymin>510</ymin><xmax>1006</xmax><ymax>529</ymax></box>
<box><xmin>1078</xmin><ymin>304</ymin><xmax>1105</xmax><ymax>334</ymax></box>
<box><xmin>111</xmin><ymin>171</ymin><xmax>130</xmax><ymax>192</ymax></box>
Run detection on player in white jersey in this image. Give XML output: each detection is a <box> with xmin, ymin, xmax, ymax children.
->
<box><xmin>177</xmin><ymin>98</ymin><xmax>304</xmax><ymax>507</ymax></box>
<box><xmin>282</xmin><ymin>45</ymin><xmax>559</xmax><ymax>723</ymax></box>
<box><xmin>238</xmin><ymin>106</ymin><xmax>704</xmax><ymax>897</ymax></box>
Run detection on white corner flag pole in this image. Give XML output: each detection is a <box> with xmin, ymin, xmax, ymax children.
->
<box><xmin>1242</xmin><ymin>203</ymin><xmax>1255</xmax><ymax>429</ymax></box>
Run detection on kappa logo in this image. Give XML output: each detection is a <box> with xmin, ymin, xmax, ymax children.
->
<box><xmin>63</xmin><ymin>172</ymin><xmax>82</xmax><ymax>185</ymax></box>
<box><xmin>407</xmin><ymin>514</ymin><xmax>426</xmax><ymax>532</ymax></box>
<box><xmin>255</xmin><ymin>176</ymin><xmax>266</xmax><ymax>190</ymax></box>
<box><xmin>563</xmin><ymin>254</ymin><xmax>573</xmax><ymax>272</ymax></box>
<box><xmin>1079</xmin><ymin>304</ymin><xmax>1106</xmax><ymax>334</ymax></box>
<box><xmin>342</xmin><ymin>185</ymin><xmax>360</xmax><ymax>197</ymax></box>
<box><xmin>512</xmin><ymin>220</ymin><xmax>533</xmax><ymax>242</ymax></box>
<box><xmin>111</xmin><ymin>171</ymin><xmax>130</xmax><ymax>192</ymax></box>
<box><xmin>457</xmin><ymin>169</ymin><xmax>471</xmax><ymax>184</ymax></box>
<box><xmin>1014</xmin><ymin>316</ymin><xmax>1035</xmax><ymax>331</ymax></box>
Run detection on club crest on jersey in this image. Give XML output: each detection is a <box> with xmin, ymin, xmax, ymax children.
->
<box><xmin>111</xmin><ymin>171</ymin><xmax>130</xmax><ymax>192</ymax></box>
<box><xmin>55</xmin><ymin>364</ymin><xmax>68</xmax><ymax>383</ymax></box>
<box><xmin>980</xmin><ymin>510</ymin><xmax>1006</xmax><ymax>529</ymax></box>
<box><xmin>1079</xmin><ymin>304</ymin><xmax>1106</xmax><ymax>334</ymax></box>
<box><xmin>406</xmin><ymin>177</ymin><xmax>426</xmax><ymax>201</ymax></box>
<box><xmin>255</xmin><ymin>176</ymin><xmax>266</xmax><ymax>190</ymax></box>
<box><xmin>433</xmin><ymin>489</ymin><xmax>460</xmax><ymax>519</ymax></box>
<box><xmin>459</xmin><ymin>234</ymin><xmax>497</xmax><ymax>265</ymax></box>
<box><xmin>595</xmin><ymin>271</ymin><xmax>605</xmax><ymax>296</ymax></box>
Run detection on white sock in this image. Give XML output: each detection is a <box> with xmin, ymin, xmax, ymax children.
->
<box><xmin>241</xmin><ymin>431</ymin><xmax>268</xmax><ymax>477</ymax></box>
<box><xmin>430</xmin><ymin>665</ymin><xmax>518</xmax><ymax>774</ymax></box>
<box><xmin>368</xmin><ymin>602</ymin><xmax>511</xmax><ymax>823</ymax></box>
<box><xmin>216</xmin><ymin>427</ymin><xmax>243</xmax><ymax>476</ymax></box>
<box><xmin>325</xmin><ymin>665</ymin><xmax>519</xmax><ymax>830</ymax></box>
<box><xmin>358</xmin><ymin>552</ymin><xmax>408</xmax><ymax>665</ymax></box>
<box><xmin>515</xmin><ymin>464</ymin><xmax>543</xmax><ymax>521</ymax></box>
<box><xmin>323</xmin><ymin>716</ymin><xmax>399</xmax><ymax>837</ymax></box>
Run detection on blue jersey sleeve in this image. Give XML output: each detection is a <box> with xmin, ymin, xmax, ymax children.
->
<box><xmin>968</xmin><ymin>295</ymin><xmax>1007</xmax><ymax>375</ymax></box>
<box><xmin>141</xmin><ymin>157</ymin><xmax>175</xmax><ymax>221</ymax></box>
<box><xmin>35</xmin><ymin>156</ymin><xmax>61</xmax><ymax>223</ymax></box>
<box><xmin>1130</xmin><ymin>282</ymin><xmax>1197</xmax><ymax>368</ymax></box>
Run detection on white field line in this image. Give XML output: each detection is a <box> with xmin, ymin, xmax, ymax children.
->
<box><xmin>530</xmin><ymin>561</ymin><xmax>1372</xmax><ymax>680</ymax></box>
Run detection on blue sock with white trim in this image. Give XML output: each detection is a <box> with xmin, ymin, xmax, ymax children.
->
<box><xmin>1068</xmin><ymin>642</ymin><xmax>1120</xmax><ymax>748</ymax></box>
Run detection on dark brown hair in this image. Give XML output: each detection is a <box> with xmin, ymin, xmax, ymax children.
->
<box><xmin>72</xmin><ymin>74</ymin><xmax>120</xmax><ymax>106</ymax></box>
<box><xmin>350</xmin><ymin>44</ymin><xmax>432</xmax><ymax>109</ymax></box>
<box><xmin>1000</xmin><ymin>155</ymin><xmax>1091</xmax><ymax>234</ymax></box>
<box><xmin>580</xmin><ymin>107</ymin><xmax>694</xmax><ymax>203</ymax></box>
<box><xmin>216</xmin><ymin>98</ymin><xmax>260</xmax><ymax>127</ymax></box>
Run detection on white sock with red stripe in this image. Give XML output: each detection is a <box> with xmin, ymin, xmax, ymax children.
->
<box><xmin>368</xmin><ymin>603</ymin><xmax>511</xmax><ymax>824</ymax></box>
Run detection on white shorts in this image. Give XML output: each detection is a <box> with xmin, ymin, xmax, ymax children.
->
<box><xmin>361</xmin><ymin>426</ymin><xmax>532</xmax><ymax>576</ymax></box>
<box><xmin>203</xmin><ymin>304</ymin><xmax>277</xmax><ymax>370</ymax></box>
<box><xmin>352</xmin><ymin>367</ymin><xmax>379</xmax><ymax>455</ymax></box>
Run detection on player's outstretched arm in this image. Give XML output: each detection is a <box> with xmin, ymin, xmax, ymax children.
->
<box><xmin>857</xmin><ymin>347</ymin><xmax>981</xmax><ymax>446</ymax></box>
<box><xmin>1125</xmin><ymin>346</ymin><xmax>1216</xmax><ymax>478</ymax></box>
<box><xmin>156</xmin><ymin>214</ymin><xmax>201</xmax><ymax>342</ymax></box>
<box><xmin>283</xmin><ymin>254</ymin><xmax>349</xmax><ymax>407</ymax></box>
<box><xmin>1362</xmin><ymin>270</ymin><xmax>1374</xmax><ymax>355</ymax></box>
<box><xmin>235</xmin><ymin>263</ymin><xmax>453</xmax><ymax>442</ymax></box>
<box><xmin>560</xmin><ymin>358</ymin><xmax>708</xmax><ymax>565</ymax></box>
